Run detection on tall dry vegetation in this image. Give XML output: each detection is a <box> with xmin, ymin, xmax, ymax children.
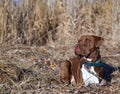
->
<box><xmin>0</xmin><ymin>0</ymin><xmax>119</xmax><ymax>48</ymax></box>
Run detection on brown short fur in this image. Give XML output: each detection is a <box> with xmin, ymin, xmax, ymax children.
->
<box><xmin>60</xmin><ymin>35</ymin><xmax>104</xmax><ymax>89</ymax></box>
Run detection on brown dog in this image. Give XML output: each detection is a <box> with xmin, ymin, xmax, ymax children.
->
<box><xmin>74</xmin><ymin>35</ymin><xmax>104</xmax><ymax>62</ymax></box>
<box><xmin>60</xmin><ymin>35</ymin><xmax>104</xmax><ymax>89</ymax></box>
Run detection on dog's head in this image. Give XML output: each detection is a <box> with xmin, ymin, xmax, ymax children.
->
<box><xmin>74</xmin><ymin>35</ymin><xmax>104</xmax><ymax>57</ymax></box>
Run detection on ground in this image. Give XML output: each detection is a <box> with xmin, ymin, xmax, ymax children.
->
<box><xmin>0</xmin><ymin>44</ymin><xmax>120</xmax><ymax>94</ymax></box>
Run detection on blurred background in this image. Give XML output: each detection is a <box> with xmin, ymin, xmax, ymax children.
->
<box><xmin>0</xmin><ymin>0</ymin><xmax>119</xmax><ymax>49</ymax></box>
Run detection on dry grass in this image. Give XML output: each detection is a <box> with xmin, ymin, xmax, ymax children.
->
<box><xmin>0</xmin><ymin>0</ymin><xmax>120</xmax><ymax>94</ymax></box>
<box><xmin>0</xmin><ymin>0</ymin><xmax>115</xmax><ymax>47</ymax></box>
<box><xmin>0</xmin><ymin>45</ymin><xmax>120</xmax><ymax>94</ymax></box>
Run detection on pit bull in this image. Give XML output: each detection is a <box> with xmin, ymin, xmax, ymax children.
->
<box><xmin>60</xmin><ymin>35</ymin><xmax>120</xmax><ymax>89</ymax></box>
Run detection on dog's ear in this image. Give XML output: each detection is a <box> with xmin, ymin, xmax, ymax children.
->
<box><xmin>93</xmin><ymin>36</ymin><xmax>104</xmax><ymax>47</ymax></box>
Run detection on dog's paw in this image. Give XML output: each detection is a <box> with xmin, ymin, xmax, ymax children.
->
<box><xmin>99</xmin><ymin>79</ymin><xmax>108</xmax><ymax>86</ymax></box>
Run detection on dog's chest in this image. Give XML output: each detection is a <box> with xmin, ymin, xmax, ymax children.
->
<box><xmin>81</xmin><ymin>65</ymin><xmax>99</xmax><ymax>86</ymax></box>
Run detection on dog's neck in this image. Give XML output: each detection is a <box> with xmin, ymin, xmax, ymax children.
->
<box><xmin>84</xmin><ymin>59</ymin><xmax>102</xmax><ymax>67</ymax></box>
<box><xmin>78</xmin><ymin>47</ymin><xmax>101</xmax><ymax>62</ymax></box>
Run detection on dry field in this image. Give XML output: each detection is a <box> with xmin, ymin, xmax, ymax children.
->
<box><xmin>0</xmin><ymin>0</ymin><xmax>120</xmax><ymax>94</ymax></box>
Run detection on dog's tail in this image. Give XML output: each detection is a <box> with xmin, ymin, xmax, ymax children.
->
<box><xmin>114</xmin><ymin>66</ymin><xmax>120</xmax><ymax>72</ymax></box>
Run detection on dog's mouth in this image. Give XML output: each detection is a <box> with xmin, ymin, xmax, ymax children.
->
<box><xmin>74</xmin><ymin>43</ymin><xmax>91</xmax><ymax>58</ymax></box>
<box><xmin>74</xmin><ymin>44</ymin><xmax>81</xmax><ymax>55</ymax></box>
<box><xmin>74</xmin><ymin>43</ymin><xmax>100</xmax><ymax>60</ymax></box>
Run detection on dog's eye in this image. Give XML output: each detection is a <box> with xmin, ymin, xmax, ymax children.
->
<box><xmin>78</xmin><ymin>39</ymin><xmax>82</xmax><ymax>43</ymax></box>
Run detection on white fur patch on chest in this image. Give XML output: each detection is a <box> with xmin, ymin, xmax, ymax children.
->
<box><xmin>81</xmin><ymin>65</ymin><xmax>99</xmax><ymax>86</ymax></box>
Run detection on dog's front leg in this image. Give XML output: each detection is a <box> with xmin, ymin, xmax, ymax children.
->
<box><xmin>76</xmin><ymin>63</ymin><xmax>83</xmax><ymax>90</ymax></box>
